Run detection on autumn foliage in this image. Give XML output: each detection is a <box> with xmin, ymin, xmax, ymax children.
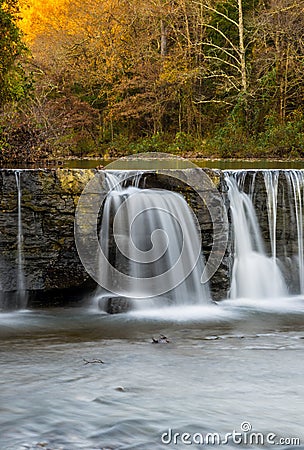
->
<box><xmin>1</xmin><ymin>0</ymin><xmax>304</xmax><ymax>162</ymax></box>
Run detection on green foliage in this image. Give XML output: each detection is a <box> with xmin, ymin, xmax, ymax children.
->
<box><xmin>257</xmin><ymin>113</ymin><xmax>304</xmax><ymax>158</ymax></box>
<box><xmin>105</xmin><ymin>132</ymin><xmax>199</xmax><ymax>158</ymax></box>
<box><xmin>205</xmin><ymin>110</ymin><xmax>304</xmax><ymax>159</ymax></box>
<box><xmin>205</xmin><ymin>120</ymin><xmax>255</xmax><ymax>158</ymax></box>
<box><xmin>0</xmin><ymin>0</ymin><xmax>30</xmax><ymax>106</ymax></box>
<box><xmin>1</xmin><ymin>0</ymin><xmax>304</xmax><ymax>162</ymax></box>
<box><xmin>0</xmin><ymin>129</ymin><xmax>11</xmax><ymax>162</ymax></box>
<box><xmin>168</xmin><ymin>132</ymin><xmax>198</xmax><ymax>155</ymax></box>
<box><xmin>129</xmin><ymin>133</ymin><xmax>169</xmax><ymax>154</ymax></box>
<box><xmin>207</xmin><ymin>1</ymin><xmax>238</xmax><ymax>50</ymax></box>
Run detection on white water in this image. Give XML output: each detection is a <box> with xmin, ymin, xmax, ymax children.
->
<box><xmin>101</xmin><ymin>170</ymin><xmax>304</xmax><ymax>305</ymax></box>
<box><xmin>226</xmin><ymin>174</ymin><xmax>288</xmax><ymax>299</ymax></box>
<box><xmin>6</xmin><ymin>168</ymin><xmax>304</xmax><ymax>310</ymax></box>
<box><xmin>98</xmin><ymin>172</ymin><xmax>210</xmax><ymax>306</ymax></box>
<box><xmin>2</xmin><ymin>169</ymin><xmax>304</xmax><ymax>450</ymax></box>
<box><xmin>285</xmin><ymin>170</ymin><xmax>304</xmax><ymax>294</ymax></box>
<box><xmin>14</xmin><ymin>171</ymin><xmax>28</xmax><ymax>309</ymax></box>
<box><xmin>263</xmin><ymin>170</ymin><xmax>279</xmax><ymax>261</ymax></box>
<box><xmin>226</xmin><ymin>169</ymin><xmax>304</xmax><ymax>300</ymax></box>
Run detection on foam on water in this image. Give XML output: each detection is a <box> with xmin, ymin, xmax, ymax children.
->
<box><xmin>127</xmin><ymin>304</ymin><xmax>235</xmax><ymax>322</ymax></box>
<box><xmin>127</xmin><ymin>295</ymin><xmax>304</xmax><ymax>322</ymax></box>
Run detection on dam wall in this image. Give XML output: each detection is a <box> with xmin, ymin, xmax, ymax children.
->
<box><xmin>0</xmin><ymin>168</ymin><xmax>231</xmax><ymax>306</ymax></box>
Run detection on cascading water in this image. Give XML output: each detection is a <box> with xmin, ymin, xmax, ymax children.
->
<box><xmin>14</xmin><ymin>171</ymin><xmax>28</xmax><ymax>309</ymax></box>
<box><xmin>225</xmin><ymin>173</ymin><xmax>287</xmax><ymax>299</ymax></box>
<box><xmin>284</xmin><ymin>171</ymin><xmax>304</xmax><ymax>294</ymax></box>
<box><xmin>3</xmin><ymin>167</ymin><xmax>304</xmax><ymax>313</ymax></box>
<box><xmin>226</xmin><ymin>169</ymin><xmax>304</xmax><ymax>299</ymax></box>
<box><xmin>97</xmin><ymin>172</ymin><xmax>210</xmax><ymax>308</ymax></box>
<box><xmin>100</xmin><ymin>169</ymin><xmax>304</xmax><ymax>307</ymax></box>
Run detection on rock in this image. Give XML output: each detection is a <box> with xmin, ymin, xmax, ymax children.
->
<box><xmin>0</xmin><ymin>168</ymin><xmax>231</xmax><ymax>307</ymax></box>
<box><xmin>105</xmin><ymin>297</ymin><xmax>132</xmax><ymax>314</ymax></box>
<box><xmin>152</xmin><ymin>334</ymin><xmax>170</xmax><ymax>343</ymax></box>
<box><xmin>0</xmin><ymin>169</ymin><xmax>100</xmax><ymax>306</ymax></box>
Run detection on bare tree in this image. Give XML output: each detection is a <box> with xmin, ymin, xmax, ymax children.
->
<box><xmin>194</xmin><ymin>0</ymin><xmax>249</xmax><ymax>106</ymax></box>
<box><xmin>252</xmin><ymin>0</ymin><xmax>304</xmax><ymax>121</ymax></box>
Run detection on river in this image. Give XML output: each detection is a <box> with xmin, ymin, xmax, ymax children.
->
<box><xmin>1</xmin><ymin>298</ymin><xmax>304</xmax><ymax>449</ymax></box>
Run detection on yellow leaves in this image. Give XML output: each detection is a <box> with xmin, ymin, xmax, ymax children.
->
<box><xmin>19</xmin><ymin>0</ymin><xmax>70</xmax><ymax>43</ymax></box>
<box><xmin>19</xmin><ymin>0</ymin><xmax>130</xmax><ymax>44</ymax></box>
<box><xmin>159</xmin><ymin>57</ymin><xmax>199</xmax><ymax>85</ymax></box>
<box><xmin>18</xmin><ymin>0</ymin><xmax>135</xmax><ymax>81</ymax></box>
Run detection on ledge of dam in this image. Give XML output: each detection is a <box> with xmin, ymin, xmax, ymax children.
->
<box><xmin>1</xmin><ymin>168</ymin><xmax>231</xmax><ymax>307</ymax></box>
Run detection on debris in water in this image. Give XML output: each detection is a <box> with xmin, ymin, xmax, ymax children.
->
<box><xmin>152</xmin><ymin>334</ymin><xmax>170</xmax><ymax>344</ymax></box>
<box><xmin>83</xmin><ymin>358</ymin><xmax>104</xmax><ymax>365</ymax></box>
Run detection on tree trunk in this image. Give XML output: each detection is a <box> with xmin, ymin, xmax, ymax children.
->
<box><xmin>238</xmin><ymin>0</ymin><xmax>247</xmax><ymax>93</ymax></box>
<box><xmin>160</xmin><ymin>19</ymin><xmax>167</xmax><ymax>57</ymax></box>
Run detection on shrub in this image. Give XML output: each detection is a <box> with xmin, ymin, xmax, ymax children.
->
<box><xmin>257</xmin><ymin>113</ymin><xmax>304</xmax><ymax>158</ymax></box>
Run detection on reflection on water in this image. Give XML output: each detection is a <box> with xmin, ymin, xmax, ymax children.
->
<box><xmin>1</xmin><ymin>298</ymin><xmax>304</xmax><ymax>449</ymax></box>
<box><xmin>3</xmin><ymin>157</ymin><xmax>304</xmax><ymax>170</ymax></box>
<box><xmin>62</xmin><ymin>158</ymin><xmax>304</xmax><ymax>170</ymax></box>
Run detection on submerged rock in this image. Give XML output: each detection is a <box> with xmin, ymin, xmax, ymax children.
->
<box><xmin>105</xmin><ymin>297</ymin><xmax>132</xmax><ymax>314</ymax></box>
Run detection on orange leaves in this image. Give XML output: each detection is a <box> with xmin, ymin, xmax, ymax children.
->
<box><xmin>19</xmin><ymin>0</ymin><xmax>70</xmax><ymax>43</ymax></box>
<box><xmin>19</xmin><ymin>0</ymin><xmax>138</xmax><ymax>84</ymax></box>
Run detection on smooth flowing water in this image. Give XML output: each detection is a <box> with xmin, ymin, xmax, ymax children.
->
<box><xmin>3</xmin><ymin>157</ymin><xmax>304</xmax><ymax>170</ymax></box>
<box><xmin>284</xmin><ymin>171</ymin><xmax>304</xmax><ymax>294</ymax></box>
<box><xmin>97</xmin><ymin>172</ymin><xmax>210</xmax><ymax>307</ymax></box>
<box><xmin>59</xmin><ymin>158</ymin><xmax>304</xmax><ymax>170</ymax></box>
<box><xmin>225</xmin><ymin>174</ymin><xmax>288</xmax><ymax>299</ymax></box>
<box><xmin>1</xmin><ymin>169</ymin><xmax>304</xmax><ymax>449</ymax></box>
<box><xmin>226</xmin><ymin>170</ymin><xmax>304</xmax><ymax>298</ymax></box>
<box><xmin>1</xmin><ymin>300</ymin><xmax>304</xmax><ymax>450</ymax></box>
<box><xmin>14</xmin><ymin>171</ymin><xmax>28</xmax><ymax>310</ymax></box>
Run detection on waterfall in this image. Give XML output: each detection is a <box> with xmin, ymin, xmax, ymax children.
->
<box><xmin>263</xmin><ymin>170</ymin><xmax>279</xmax><ymax>262</ymax></box>
<box><xmin>226</xmin><ymin>174</ymin><xmax>287</xmax><ymax>299</ymax></box>
<box><xmin>225</xmin><ymin>169</ymin><xmax>304</xmax><ymax>299</ymax></box>
<box><xmin>97</xmin><ymin>172</ymin><xmax>210</xmax><ymax>308</ymax></box>
<box><xmin>284</xmin><ymin>171</ymin><xmax>304</xmax><ymax>294</ymax></box>
<box><xmin>14</xmin><ymin>171</ymin><xmax>28</xmax><ymax>309</ymax></box>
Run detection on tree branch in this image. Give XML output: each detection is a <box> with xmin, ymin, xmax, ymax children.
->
<box><xmin>204</xmin><ymin>55</ymin><xmax>242</xmax><ymax>73</ymax></box>
<box><xmin>202</xmin><ymin>24</ymin><xmax>240</xmax><ymax>55</ymax></box>
<box><xmin>265</xmin><ymin>2</ymin><xmax>304</xmax><ymax>16</ymax></box>
<box><xmin>194</xmin><ymin>99</ymin><xmax>234</xmax><ymax>105</ymax></box>
<box><xmin>83</xmin><ymin>358</ymin><xmax>104</xmax><ymax>365</ymax></box>
<box><xmin>199</xmin><ymin>3</ymin><xmax>239</xmax><ymax>28</ymax></box>
<box><xmin>201</xmin><ymin>72</ymin><xmax>240</xmax><ymax>91</ymax></box>
<box><xmin>201</xmin><ymin>41</ymin><xmax>241</xmax><ymax>64</ymax></box>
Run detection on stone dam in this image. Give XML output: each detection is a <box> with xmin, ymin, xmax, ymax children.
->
<box><xmin>0</xmin><ymin>168</ymin><xmax>303</xmax><ymax>308</ymax></box>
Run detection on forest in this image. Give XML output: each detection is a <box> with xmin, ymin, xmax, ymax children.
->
<box><xmin>0</xmin><ymin>0</ymin><xmax>304</xmax><ymax>162</ymax></box>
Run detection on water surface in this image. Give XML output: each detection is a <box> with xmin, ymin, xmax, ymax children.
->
<box><xmin>2</xmin><ymin>158</ymin><xmax>304</xmax><ymax>170</ymax></box>
<box><xmin>62</xmin><ymin>158</ymin><xmax>304</xmax><ymax>170</ymax></box>
<box><xmin>1</xmin><ymin>297</ymin><xmax>304</xmax><ymax>449</ymax></box>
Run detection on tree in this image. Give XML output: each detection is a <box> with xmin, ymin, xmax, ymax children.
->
<box><xmin>0</xmin><ymin>0</ymin><xmax>28</xmax><ymax>105</ymax></box>
<box><xmin>197</xmin><ymin>0</ymin><xmax>253</xmax><ymax>105</ymax></box>
<box><xmin>252</xmin><ymin>0</ymin><xmax>304</xmax><ymax>122</ymax></box>
<box><xmin>13</xmin><ymin>0</ymin><xmax>304</xmax><ymax>158</ymax></box>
